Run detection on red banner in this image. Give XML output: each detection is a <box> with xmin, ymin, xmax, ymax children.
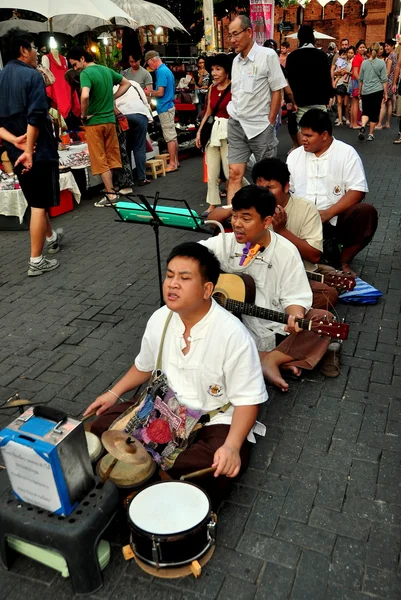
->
<box><xmin>250</xmin><ymin>0</ymin><xmax>274</xmax><ymax>45</ymax></box>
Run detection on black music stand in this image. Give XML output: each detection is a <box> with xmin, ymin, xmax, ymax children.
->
<box><xmin>109</xmin><ymin>191</ymin><xmax>210</xmax><ymax>306</ymax></box>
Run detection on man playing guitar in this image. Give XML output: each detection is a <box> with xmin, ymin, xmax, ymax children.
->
<box><xmin>200</xmin><ymin>185</ymin><xmax>340</xmax><ymax>390</ymax></box>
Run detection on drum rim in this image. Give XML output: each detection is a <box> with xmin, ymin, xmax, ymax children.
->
<box><xmin>130</xmin><ymin>532</ymin><xmax>214</xmax><ymax>568</ymax></box>
<box><xmin>127</xmin><ymin>480</ymin><xmax>212</xmax><ymax>537</ymax></box>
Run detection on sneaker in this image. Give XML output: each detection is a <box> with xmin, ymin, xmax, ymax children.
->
<box><xmin>320</xmin><ymin>341</ymin><xmax>341</xmax><ymax>378</ymax></box>
<box><xmin>46</xmin><ymin>228</ymin><xmax>63</xmax><ymax>254</ymax></box>
<box><xmin>358</xmin><ymin>126</ymin><xmax>365</xmax><ymax>141</ymax></box>
<box><xmin>367</xmin><ymin>133</ymin><xmax>374</xmax><ymax>141</ymax></box>
<box><xmin>28</xmin><ymin>257</ymin><xmax>59</xmax><ymax>277</ymax></box>
<box><xmin>94</xmin><ymin>195</ymin><xmax>119</xmax><ymax>207</ymax></box>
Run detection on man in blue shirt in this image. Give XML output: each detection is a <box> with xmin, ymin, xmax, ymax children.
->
<box><xmin>144</xmin><ymin>51</ymin><xmax>178</xmax><ymax>172</ymax></box>
<box><xmin>0</xmin><ymin>28</ymin><xmax>62</xmax><ymax>277</ymax></box>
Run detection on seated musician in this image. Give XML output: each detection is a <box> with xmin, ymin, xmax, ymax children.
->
<box><xmin>287</xmin><ymin>108</ymin><xmax>376</xmax><ymax>277</ymax></box>
<box><xmin>84</xmin><ymin>242</ymin><xmax>267</xmax><ymax>509</ymax></box>
<box><xmin>251</xmin><ymin>157</ymin><xmax>338</xmax><ymax>312</ymax></box>
<box><xmin>200</xmin><ymin>185</ymin><xmax>340</xmax><ymax>390</ymax></box>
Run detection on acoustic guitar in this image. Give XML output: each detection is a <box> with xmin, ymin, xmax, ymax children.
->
<box><xmin>213</xmin><ymin>273</ymin><xmax>349</xmax><ymax>340</ymax></box>
<box><xmin>306</xmin><ymin>270</ymin><xmax>356</xmax><ymax>292</ymax></box>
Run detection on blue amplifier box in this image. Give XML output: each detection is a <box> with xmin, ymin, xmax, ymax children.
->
<box><xmin>0</xmin><ymin>405</ymin><xmax>95</xmax><ymax>516</ymax></box>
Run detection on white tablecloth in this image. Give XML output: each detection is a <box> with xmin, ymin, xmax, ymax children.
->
<box><xmin>0</xmin><ymin>171</ymin><xmax>81</xmax><ymax>223</ymax></box>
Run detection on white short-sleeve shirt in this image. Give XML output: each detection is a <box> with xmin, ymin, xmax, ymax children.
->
<box><xmin>135</xmin><ymin>301</ymin><xmax>267</xmax><ymax>439</ymax></box>
<box><xmin>200</xmin><ymin>232</ymin><xmax>312</xmax><ymax>351</ymax></box>
<box><xmin>227</xmin><ymin>43</ymin><xmax>287</xmax><ymax>139</ymax></box>
<box><xmin>287</xmin><ymin>139</ymin><xmax>369</xmax><ymax>226</ymax></box>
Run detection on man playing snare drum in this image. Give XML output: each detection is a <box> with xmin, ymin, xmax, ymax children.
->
<box><xmin>84</xmin><ymin>242</ymin><xmax>267</xmax><ymax>508</ymax></box>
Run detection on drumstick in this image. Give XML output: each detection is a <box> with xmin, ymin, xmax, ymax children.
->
<box><xmin>81</xmin><ymin>411</ymin><xmax>97</xmax><ymax>422</ymax></box>
<box><xmin>100</xmin><ymin>457</ymin><xmax>118</xmax><ymax>483</ymax></box>
<box><xmin>180</xmin><ymin>466</ymin><xmax>217</xmax><ymax>481</ymax></box>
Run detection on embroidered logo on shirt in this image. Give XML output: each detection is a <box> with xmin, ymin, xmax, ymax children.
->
<box><xmin>208</xmin><ymin>384</ymin><xmax>223</xmax><ymax>397</ymax></box>
<box><xmin>333</xmin><ymin>185</ymin><xmax>342</xmax><ymax>196</ymax></box>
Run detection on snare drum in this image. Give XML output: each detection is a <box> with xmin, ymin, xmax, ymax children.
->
<box><xmin>128</xmin><ymin>481</ymin><xmax>215</xmax><ymax>567</ymax></box>
<box><xmin>85</xmin><ymin>432</ymin><xmax>102</xmax><ymax>464</ymax></box>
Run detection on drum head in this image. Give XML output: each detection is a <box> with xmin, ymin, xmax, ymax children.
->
<box><xmin>129</xmin><ymin>481</ymin><xmax>210</xmax><ymax>535</ymax></box>
<box><xmin>85</xmin><ymin>432</ymin><xmax>102</xmax><ymax>462</ymax></box>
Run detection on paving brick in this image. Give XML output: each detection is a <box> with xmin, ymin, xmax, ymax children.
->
<box><xmin>254</xmin><ymin>563</ymin><xmax>295</xmax><ymax>600</ymax></box>
<box><xmin>329</xmin><ymin>439</ymin><xmax>381</xmax><ymax>463</ymax></box>
<box><xmin>291</xmin><ymin>550</ymin><xmax>330</xmax><ymax>600</ymax></box>
<box><xmin>237</xmin><ymin>531</ymin><xmax>301</xmax><ymax>568</ymax></box>
<box><xmin>211</xmin><ymin>546</ymin><xmax>263</xmax><ymax>583</ymax></box>
<box><xmin>305</xmin><ymin>420</ymin><xmax>334</xmax><ymax>452</ymax></box>
<box><xmin>375</xmin><ymin>483</ymin><xmax>401</xmax><ymax>506</ymax></box>
<box><xmin>112</xmin><ymin>577</ymin><xmax>184</xmax><ymax>600</ymax></box>
<box><xmin>238</xmin><ymin>470</ymin><xmax>291</xmax><ymax>496</ymax></box>
<box><xmin>280</xmin><ymin>480</ymin><xmax>317</xmax><ymax>523</ymax></box>
<box><xmin>318</xmin><ymin>396</ymin><xmax>365</xmax><ymax>416</ymax></box>
<box><xmin>366</xmin><ymin>522</ymin><xmax>401</xmax><ymax>571</ymax></box>
<box><xmin>217</xmin><ymin>577</ymin><xmax>256</xmax><ymax>600</ymax></box>
<box><xmin>217</xmin><ymin>502</ymin><xmax>251</xmax><ymax>549</ymax></box>
<box><xmin>274</xmin><ymin>518</ymin><xmax>336</xmax><ymax>555</ymax></box>
<box><xmin>329</xmin><ymin>537</ymin><xmax>366</xmax><ymax>589</ymax></box>
<box><xmin>363</xmin><ymin>567</ymin><xmax>401</xmax><ymax>599</ymax></box>
<box><xmin>298</xmin><ymin>448</ymin><xmax>351</xmax><ymax>474</ymax></box>
<box><xmin>315</xmin><ymin>470</ymin><xmax>347</xmax><ymax>511</ymax></box>
<box><xmin>246</xmin><ymin>491</ymin><xmax>284</xmax><ymax>535</ymax></box>
<box><xmin>343</xmin><ymin>495</ymin><xmax>401</xmax><ymax>527</ymax></box>
<box><xmin>247</xmin><ymin>438</ymin><xmax>277</xmax><ymax>470</ymax></box>
<box><xmin>309</xmin><ymin>507</ymin><xmax>370</xmax><ymax>541</ymax></box>
<box><xmin>360</xmin><ymin>404</ymin><xmax>388</xmax><ymax>434</ymax></box>
<box><xmin>325</xmin><ymin>586</ymin><xmax>382</xmax><ymax>600</ymax></box>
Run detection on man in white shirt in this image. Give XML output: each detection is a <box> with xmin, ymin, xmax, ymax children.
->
<box><xmin>85</xmin><ymin>242</ymin><xmax>267</xmax><ymax>508</ymax></box>
<box><xmin>287</xmin><ymin>109</ymin><xmax>377</xmax><ymax>276</ymax></box>
<box><xmin>200</xmin><ymin>186</ymin><xmax>335</xmax><ymax>392</ymax></box>
<box><xmin>226</xmin><ymin>15</ymin><xmax>286</xmax><ymax>203</ymax></box>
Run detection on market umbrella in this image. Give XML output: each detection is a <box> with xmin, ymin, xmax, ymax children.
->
<box><xmin>0</xmin><ymin>0</ymin><xmax>137</xmax><ymax>32</ymax></box>
<box><xmin>0</xmin><ymin>15</ymin><xmax>136</xmax><ymax>37</ymax></box>
<box><xmin>113</xmin><ymin>0</ymin><xmax>187</xmax><ymax>32</ymax></box>
<box><xmin>285</xmin><ymin>29</ymin><xmax>335</xmax><ymax>40</ymax></box>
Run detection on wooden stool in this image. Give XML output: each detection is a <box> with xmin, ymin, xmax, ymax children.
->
<box><xmin>155</xmin><ymin>153</ymin><xmax>170</xmax><ymax>170</ymax></box>
<box><xmin>145</xmin><ymin>159</ymin><xmax>165</xmax><ymax>180</ymax></box>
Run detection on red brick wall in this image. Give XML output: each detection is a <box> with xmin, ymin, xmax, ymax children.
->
<box><xmin>219</xmin><ymin>0</ymin><xmax>393</xmax><ymax>52</ymax></box>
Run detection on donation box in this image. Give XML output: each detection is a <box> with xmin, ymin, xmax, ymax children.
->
<box><xmin>0</xmin><ymin>405</ymin><xmax>94</xmax><ymax>516</ymax></box>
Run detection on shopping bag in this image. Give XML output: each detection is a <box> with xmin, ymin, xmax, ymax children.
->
<box><xmin>339</xmin><ymin>277</ymin><xmax>383</xmax><ymax>304</ymax></box>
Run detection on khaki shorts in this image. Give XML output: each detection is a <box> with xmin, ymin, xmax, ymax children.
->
<box><xmin>84</xmin><ymin>123</ymin><xmax>122</xmax><ymax>175</ymax></box>
<box><xmin>296</xmin><ymin>105</ymin><xmax>327</xmax><ymax>130</ymax></box>
<box><xmin>158</xmin><ymin>108</ymin><xmax>177</xmax><ymax>143</ymax></box>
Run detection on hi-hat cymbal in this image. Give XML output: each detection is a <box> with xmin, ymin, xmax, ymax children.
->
<box><xmin>101</xmin><ymin>430</ymin><xmax>152</xmax><ymax>465</ymax></box>
<box><xmin>0</xmin><ymin>396</ymin><xmax>31</xmax><ymax>410</ymax></box>
<box><xmin>97</xmin><ymin>453</ymin><xmax>156</xmax><ymax>488</ymax></box>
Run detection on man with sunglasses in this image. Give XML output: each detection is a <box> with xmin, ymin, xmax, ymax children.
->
<box><xmin>225</xmin><ymin>15</ymin><xmax>286</xmax><ymax>204</ymax></box>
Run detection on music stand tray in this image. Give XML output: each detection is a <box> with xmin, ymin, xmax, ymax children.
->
<box><xmin>110</xmin><ymin>192</ymin><xmax>210</xmax><ymax>305</ymax></box>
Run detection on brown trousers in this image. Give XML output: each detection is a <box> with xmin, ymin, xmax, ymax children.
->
<box><xmin>91</xmin><ymin>403</ymin><xmax>249</xmax><ymax>510</ymax></box>
<box><xmin>310</xmin><ymin>279</ymin><xmax>338</xmax><ymax>311</ymax></box>
<box><xmin>275</xmin><ymin>308</ymin><xmax>332</xmax><ymax>370</ymax></box>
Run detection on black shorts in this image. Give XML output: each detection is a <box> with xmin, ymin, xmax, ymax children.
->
<box><xmin>361</xmin><ymin>90</ymin><xmax>383</xmax><ymax>124</ymax></box>
<box><xmin>14</xmin><ymin>161</ymin><xmax>60</xmax><ymax>210</ymax></box>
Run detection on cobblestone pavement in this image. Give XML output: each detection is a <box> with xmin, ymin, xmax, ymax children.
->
<box><xmin>0</xmin><ymin>121</ymin><xmax>400</xmax><ymax>600</ymax></box>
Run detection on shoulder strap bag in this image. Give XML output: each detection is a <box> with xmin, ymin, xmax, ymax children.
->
<box><xmin>200</xmin><ymin>84</ymin><xmax>231</xmax><ymax>151</ymax></box>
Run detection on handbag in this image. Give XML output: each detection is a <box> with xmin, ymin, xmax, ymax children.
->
<box><xmin>200</xmin><ymin>84</ymin><xmax>231</xmax><ymax>151</ymax></box>
<box><xmin>110</xmin><ymin>311</ymin><xmax>231</xmax><ymax>470</ymax></box>
<box><xmin>37</xmin><ymin>64</ymin><xmax>55</xmax><ymax>87</ymax></box>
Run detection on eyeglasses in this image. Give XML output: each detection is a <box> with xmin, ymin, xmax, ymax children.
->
<box><xmin>227</xmin><ymin>28</ymin><xmax>248</xmax><ymax>40</ymax></box>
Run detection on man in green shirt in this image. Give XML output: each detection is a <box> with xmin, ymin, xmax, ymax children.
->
<box><xmin>67</xmin><ymin>47</ymin><xmax>131</xmax><ymax>206</ymax></box>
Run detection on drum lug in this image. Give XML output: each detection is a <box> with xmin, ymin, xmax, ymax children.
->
<box><xmin>151</xmin><ymin>536</ymin><xmax>161</xmax><ymax>568</ymax></box>
<box><xmin>207</xmin><ymin>519</ymin><xmax>216</xmax><ymax>543</ymax></box>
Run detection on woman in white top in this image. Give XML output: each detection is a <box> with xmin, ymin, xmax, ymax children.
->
<box><xmin>114</xmin><ymin>81</ymin><xmax>153</xmax><ymax>186</ymax></box>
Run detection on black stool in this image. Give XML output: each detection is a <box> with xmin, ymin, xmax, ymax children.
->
<box><xmin>0</xmin><ymin>479</ymin><xmax>119</xmax><ymax>595</ymax></box>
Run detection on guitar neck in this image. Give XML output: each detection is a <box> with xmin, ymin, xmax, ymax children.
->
<box><xmin>306</xmin><ymin>270</ymin><xmax>324</xmax><ymax>283</ymax></box>
<box><xmin>222</xmin><ymin>297</ymin><xmax>311</xmax><ymax>330</ymax></box>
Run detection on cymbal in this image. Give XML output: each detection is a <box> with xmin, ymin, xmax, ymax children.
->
<box><xmin>101</xmin><ymin>430</ymin><xmax>153</xmax><ymax>465</ymax></box>
<box><xmin>0</xmin><ymin>396</ymin><xmax>31</xmax><ymax>410</ymax></box>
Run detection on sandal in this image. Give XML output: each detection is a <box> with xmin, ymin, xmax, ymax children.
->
<box><xmin>393</xmin><ymin>138</ymin><xmax>401</xmax><ymax>144</ymax></box>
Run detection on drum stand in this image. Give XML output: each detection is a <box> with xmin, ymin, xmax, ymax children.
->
<box><xmin>122</xmin><ymin>536</ymin><xmax>216</xmax><ymax>579</ymax></box>
<box><xmin>111</xmin><ymin>192</ymin><xmax>210</xmax><ymax>307</ymax></box>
